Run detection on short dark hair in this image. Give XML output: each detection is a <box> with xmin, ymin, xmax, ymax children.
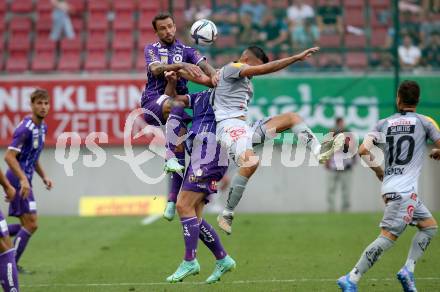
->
<box><xmin>398</xmin><ymin>80</ymin><xmax>420</xmax><ymax>106</ymax></box>
<box><xmin>247</xmin><ymin>45</ymin><xmax>269</xmax><ymax>64</ymax></box>
<box><xmin>31</xmin><ymin>89</ymin><xmax>50</xmax><ymax>103</ymax></box>
<box><xmin>152</xmin><ymin>12</ymin><xmax>174</xmax><ymax>31</ymax></box>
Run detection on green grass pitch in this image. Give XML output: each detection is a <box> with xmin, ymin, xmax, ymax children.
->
<box><xmin>15</xmin><ymin>212</ymin><xmax>440</xmax><ymax>292</ymax></box>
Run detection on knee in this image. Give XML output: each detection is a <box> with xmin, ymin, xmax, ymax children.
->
<box><xmin>23</xmin><ymin>221</ymin><xmax>38</xmax><ymax>234</ymax></box>
<box><xmin>176</xmin><ymin>199</ymin><xmax>192</xmax><ymax>216</ymax></box>
<box><xmin>286</xmin><ymin>112</ymin><xmax>302</xmax><ymax>127</ymax></box>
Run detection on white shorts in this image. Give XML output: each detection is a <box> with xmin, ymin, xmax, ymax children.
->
<box><xmin>216</xmin><ymin>118</ymin><xmax>254</xmax><ymax>165</ymax></box>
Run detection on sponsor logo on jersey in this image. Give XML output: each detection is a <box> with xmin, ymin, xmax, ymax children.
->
<box><xmin>209</xmin><ymin>180</ymin><xmax>218</xmax><ymax>191</ymax></box>
<box><xmin>387</xmin><ymin>125</ymin><xmax>415</xmax><ymax>135</ymax></box>
<box><xmin>404</xmin><ymin>205</ymin><xmax>415</xmax><ymax>224</ymax></box>
<box><xmin>383</xmin><ymin>192</ymin><xmax>402</xmax><ymax>201</ymax></box>
<box><xmin>385</xmin><ymin>167</ymin><xmax>404</xmax><ymax>175</ymax></box>
<box><xmin>228</xmin><ymin>127</ymin><xmax>247</xmax><ymax>141</ymax></box>
<box><xmin>410</xmin><ymin>193</ymin><xmax>417</xmax><ymax>201</ymax></box>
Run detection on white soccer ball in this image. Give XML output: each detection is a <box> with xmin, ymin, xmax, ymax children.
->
<box><xmin>190</xmin><ymin>19</ymin><xmax>218</xmax><ymax>46</ymax></box>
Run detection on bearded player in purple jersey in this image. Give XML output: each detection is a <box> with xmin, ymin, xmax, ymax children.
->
<box><xmin>0</xmin><ymin>167</ymin><xmax>20</xmax><ymax>291</ymax></box>
<box><xmin>142</xmin><ymin>12</ymin><xmax>218</xmax><ymax>222</ymax></box>
<box><xmin>4</xmin><ymin>89</ymin><xmax>53</xmax><ymax>274</ymax></box>
<box><xmin>160</xmin><ymin>71</ymin><xmax>235</xmax><ymax>284</ymax></box>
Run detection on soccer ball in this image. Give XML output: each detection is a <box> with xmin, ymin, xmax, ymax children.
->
<box><xmin>190</xmin><ymin>19</ymin><xmax>218</xmax><ymax>46</ymax></box>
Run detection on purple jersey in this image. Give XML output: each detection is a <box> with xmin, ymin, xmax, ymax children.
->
<box><xmin>182</xmin><ymin>90</ymin><xmax>228</xmax><ymax>196</ymax></box>
<box><xmin>7</xmin><ymin>116</ymin><xmax>47</xmax><ymax>182</ymax></box>
<box><xmin>141</xmin><ymin>39</ymin><xmax>205</xmax><ymax>106</ymax></box>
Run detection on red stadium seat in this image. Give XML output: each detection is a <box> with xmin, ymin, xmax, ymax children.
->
<box><xmin>112</xmin><ymin>33</ymin><xmax>134</xmax><ymax>51</ymax></box>
<box><xmin>344</xmin><ymin>0</ymin><xmax>365</xmax><ymax>9</ymax></box>
<box><xmin>345</xmin><ymin>9</ymin><xmax>365</xmax><ymax>27</ymax></box>
<box><xmin>6</xmin><ymin>52</ymin><xmax>28</xmax><ymax>72</ymax></box>
<box><xmin>113</xmin><ymin>13</ymin><xmax>135</xmax><ymax>32</ymax></box>
<box><xmin>318</xmin><ymin>34</ymin><xmax>341</xmax><ymax>48</ymax></box>
<box><xmin>345</xmin><ymin>34</ymin><xmax>366</xmax><ymax>48</ymax></box>
<box><xmin>36</xmin><ymin>17</ymin><xmax>52</xmax><ymax>34</ymax></box>
<box><xmin>31</xmin><ymin>50</ymin><xmax>55</xmax><ymax>72</ymax></box>
<box><xmin>136</xmin><ymin>51</ymin><xmax>146</xmax><ymax>72</ymax></box>
<box><xmin>138</xmin><ymin>30</ymin><xmax>157</xmax><ymax>49</ymax></box>
<box><xmin>36</xmin><ymin>0</ymin><xmax>52</xmax><ymax>14</ymax></box>
<box><xmin>10</xmin><ymin>0</ymin><xmax>34</xmax><ymax>13</ymax></box>
<box><xmin>110</xmin><ymin>51</ymin><xmax>133</xmax><ymax>71</ymax></box>
<box><xmin>172</xmin><ymin>0</ymin><xmax>187</xmax><ymax>10</ymax></box>
<box><xmin>35</xmin><ymin>36</ymin><xmax>56</xmax><ymax>52</ymax></box>
<box><xmin>0</xmin><ymin>0</ymin><xmax>7</xmax><ymax>14</ymax></box>
<box><xmin>370</xmin><ymin>9</ymin><xmax>391</xmax><ymax>27</ymax></box>
<box><xmin>72</xmin><ymin>18</ymin><xmax>84</xmax><ymax>32</ymax></box>
<box><xmin>371</xmin><ymin>27</ymin><xmax>388</xmax><ymax>47</ymax></box>
<box><xmin>139</xmin><ymin>11</ymin><xmax>158</xmax><ymax>31</ymax></box>
<box><xmin>88</xmin><ymin>0</ymin><xmax>109</xmax><ymax>12</ymax></box>
<box><xmin>86</xmin><ymin>33</ymin><xmax>108</xmax><ymax>50</ymax></box>
<box><xmin>319</xmin><ymin>53</ymin><xmax>343</xmax><ymax>67</ymax></box>
<box><xmin>113</xmin><ymin>0</ymin><xmax>136</xmax><ymax>12</ymax></box>
<box><xmin>346</xmin><ymin>52</ymin><xmax>368</xmax><ymax>70</ymax></box>
<box><xmin>8</xmin><ymin>35</ymin><xmax>31</xmax><ymax>52</ymax></box>
<box><xmin>172</xmin><ymin>9</ymin><xmax>185</xmax><ymax>28</ymax></box>
<box><xmin>0</xmin><ymin>14</ymin><xmax>5</xmax><ymax>32</ymax></box>
<box><xmin>370</xmin><ymin>0</ymin><xmax>391</xmax><ymax>9</ymax></box>
<box><xmin>88</xmin><ymin>14</ymin><xmax>108</xmax><ymax>32</ymax></box>
<box><xmin>69</xmin><ymin>0</ymin><xmax>86</xmax><ymax>14</ymax></box>
<box><xmin>84</xmin><ymin>51</ymin><xmax>108</xmax><ymax>71</ymax></box>
<box><xmin>58</xmin><ymin>51</ymin><xmax>82</xmax><ymax>71</ymax></box>
<box><xmin>9</xmin><ymin>18</ymin><xmax>32</xmax><ymax>33</ymax></box>
<box><xmin>61</xmin><ymin>38</ymin><xmax>83</xmax><ymax>52</ymax></box>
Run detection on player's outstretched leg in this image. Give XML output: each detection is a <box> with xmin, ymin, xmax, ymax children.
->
<box><xmin>15</xmin><ymin>213</ymin><xmax>37</xmax><ymax>274</ymax></box>
<box><xmin>338</xmin><ymin>233</ymin><xmax>395</xmax><ymax>291</ymax></box>
<box><xmin>167</xmin><ymin>191</ymin><xmax>204</xmax><ymax>283</ymax></box>
<box><xmin>163</xmin><ymin>104</ymin><xmax>187</xmax><ymax>221</ymax></box>
<box><xmin>199</xmin><ymin>218</ymin><xmax>236</xmax><ymax>283</ymax></box>
<box><xmin>0</xmin><ymin>218</ymin><xmax>19</xmax><ymax>291</ymax></box>
<box><xmin>397</xmin><ymin>219</ymin><xmax>437</xmax><ymax>292</ymax></box>
<box><xmin>218</xmin><ymin>150</ymin><xmax>259</xmax><ymax>235</ymax></box>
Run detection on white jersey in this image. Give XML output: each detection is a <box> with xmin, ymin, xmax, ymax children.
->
<box><xmin>212</xmin><ymin>62</ymin><xmax>253</xmax><ymax>122</ymax></box>
<box><xmin>371</xmin><ymin>112</ymin><xmax>440</xmax><ymax>194</ymax></box>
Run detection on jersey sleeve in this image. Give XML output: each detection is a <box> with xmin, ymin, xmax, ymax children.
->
<box><xmin>222</xmin><ymin>63</ymin><xmax>247</xmax><ymax>80</ymax></box>
<box><xmin>144</xmin><ymin>45</ymin><xmax>160</xmax><ymax>71</ymax></box>
<box><xmin>421</xmin><ymin>115</ymin><xmax>440</xmax><ymax>143</ymax></box>
<box><xmin>185</xmin><ymin>47</ymin><xmax>206</xmax><ymax>66</ymax></box>
<box><xmin>367</xmin><ymin>119</ymin><xmax>386</xmax><ymax>144</ymax></box>
<box><xmin>8</xmin><ymin>125</ymin><xmax>30</xmax><ymax>153</ymax></box>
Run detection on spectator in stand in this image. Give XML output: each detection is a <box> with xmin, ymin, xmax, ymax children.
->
<box><xmin>420</xmin><ymin>12</ymin><xmax>440</xmax><ymax>46</ymax></box>
<box><xmin>287</xmin><ymin>0</ymin><xmax>315</xmax><ymax>26</ymax></box>
<box><xmin>271</xmin><ymin>0</ymin><xmax>289</xmax><ymax>20</ymax></box>
<box><xmin>238</xmin><ymin>11</ymin><xmax>261</xmax><ymax>46</ymax></box>
<box><xmin>291</xmin><ymin>17</ymin><xmax>320</xmax><ymax>49</ymax></box>
<box><xmin>422</xmin><ymin>32</ymin><xmax>440</xmax><ymax>68</ymax></box>
<box><xmin>211</xmin><ymin>0</ymin><xmax>239</xmax><ymax>35</ymax></box>
<box><xmin>422</xmin><ymin>0</ymin><xmax>440</xmax><ymax>13</ymax></box>
<box><xmin>317</xmin><ymin>0</ymin><xmax>343</xmax><ymax>36</ymax></box>
<box><xmin>259</xmin><ymin>10</ymin><xmax>289</xmax><ymax>54</ymax></box>
<box><xmin>50</xmin><ymin>0</ymin><xmax>74</xmax><ymax>41</ymax></box>
<box><xmin>239</xmin><ymin>0</ymin><xmax>266</xmax><ymax>26</ymax></box>
<box><xmin>184</xmin><ymin>0</ymin><xmax>212</xmax><ymax>25</ymax></box>
<box><xmin>377</xmin><ymin>53</ymin><xmax>394</xmax><ymax>71</ymax></box>
<box><xmin>399</xmin><ymin>34</ymin><xmax>422</xmax><ymax>69</ymax></box>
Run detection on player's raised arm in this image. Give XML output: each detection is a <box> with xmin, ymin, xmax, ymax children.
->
<box><xmin>164</xmin><ymin>71</ymin><xmax>190</xmax><ymax>107</ymax></box>
<box><xmin>177</xmin><ymin>68</ymin><xmax>214</xmax><ymax>88</ymax></box>
<box><xmin>239</xmin><ymin>47</ymin><xmax>320</xmax><ymax>78</ymax></box>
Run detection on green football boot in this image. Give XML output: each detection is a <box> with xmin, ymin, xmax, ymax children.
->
<box><xmin>206</xmin><ymin>255</ymin><xmax>236</xmax><ymax>284</ymax></box>
<box><xmin>166</xmin><ymin>259</ymin><xmax>200</xmax><ymax>283</ymax></box>
<box><xmin>163</xmin><ymin>201</ymin><xmax>176</xmax><ymax>221</ymax></box>
<box><xmin>164</xmin><ymin>157</ymin><xmax>185</xmax><ymax>173</ymax></box>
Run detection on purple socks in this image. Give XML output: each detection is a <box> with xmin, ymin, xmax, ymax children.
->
<box><xmin>168</xmin><ymin>150</ymin><xmax>185</xmax><ymax>203</ymax></box>
<box><xmin>199</xmin><ymin>219</ymin><xmax>227</xmax><ymax>260</ymax></box>
<box><xmin>180</xmin><ymin>217</ymin><xmax>200</xmax><ymax>261</ymax></box>
<box><xmin>14</xmin><ymin>228</ymin><xmax>31</xmax><ymax>263</ymax></box>
<box><xmin>0</xmin><ymin>249</ymin><xmax>19</xmax><ymax>291</ymax></box>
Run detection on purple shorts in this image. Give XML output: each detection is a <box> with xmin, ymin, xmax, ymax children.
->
<box><xmin>141</xmin><ymin>95</ymin><xmax>168</xmax><ymax>126</ymax></box>
<box><xmin>0</xmin><ymin>211</ymin><xmax>9</xmax><ymax>238</ymax></box>
<box><xmin>6</xmin><ymin>172</ymin><xmax>37</xmax><ymax>217</ymax></box>
<box><xmin>181</xmin><ymin>138</ymin><xmax>228</xmax><ymax>197</ymax></box>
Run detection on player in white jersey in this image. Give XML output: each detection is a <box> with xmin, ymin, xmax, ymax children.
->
<box><xmin>337</xmin><ymin>80</ymin><xmax>440</xmax><ymax>292</ymax></box>
<box><xmin>213</xmin><ymin>46</ymin><xmax>345</xmax><ymax>234</ymax></box>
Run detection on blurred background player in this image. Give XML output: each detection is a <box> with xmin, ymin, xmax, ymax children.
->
<box><xmin>213</xmin><ymin>45</ymin><xmax>345</xmax><ymax>235</ymax></box>
<box><xmin>338</xmin><ymin>80</ymin><xmax>440</xmax><ymax>292</ymax></box>
<box><xmin>4</xmin><ymin>89</ymin><xmax>53</xmax><ymax>274</ymax></box>
<box><xmin>142</xmin><ymin>12</ymin><xmax>217</xmax><ymax>221</ymax></box>
<box><xmin>0</xmin><ymin>167</ymin><xmax>19</xmax><ymax>291</ymax></box>
<box><xmin>325</xmin><ymin>117</ymin><xmax>356</xmax><ymax>212</ymax></box>
<box><xmin>163</xmin><ymin>72</ymin><xmax>235</xmax><ymax>284</ymax></box>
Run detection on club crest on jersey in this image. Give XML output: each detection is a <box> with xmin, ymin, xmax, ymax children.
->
<box><xmin>195</xmin><ymin>169</ymin><xmax>203</xmax><ymax>177</ymax></box>
<box><xmin>209</xmin><ymin>180</ymin><xmax>218</xmax><ymax>191</ymax></box>
<box><xmin>160</xmin><ymin>55</ymin><xmax>168</xmax><ymax>64</ymax></box>
<box><xmin>173</xmin><ymin>54</ymin><xmax>183</xmax><ymax>63</ymax></box>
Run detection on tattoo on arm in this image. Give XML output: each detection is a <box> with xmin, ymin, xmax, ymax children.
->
<box><xmin>199</xmin><ymin>61</ymin><xmax>216</xmax><ymax>77</ymax></box>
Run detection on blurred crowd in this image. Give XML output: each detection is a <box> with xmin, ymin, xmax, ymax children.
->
<box><xmin>181</xmin><ymin>0</ymin><xmax>440</xmax><ymax>71</ymax></box>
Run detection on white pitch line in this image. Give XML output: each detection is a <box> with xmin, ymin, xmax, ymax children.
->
<box><xmin>140</xmin><ymin>215</ymin><xmax>161</xmax><ymax>225</ymax></box>
<box><xmin>21</xmin><ymin>277</ymin><xmax>440</xmax><ymax>288</ymax></box>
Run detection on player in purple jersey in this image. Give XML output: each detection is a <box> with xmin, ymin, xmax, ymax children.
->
<box><xmin>4</xmin><ymin>89</ymin><xmax>53</xmax><ymax>274</ymax></box>
<box><xmin>142</xmin><ymin>12</ymin><xmax>217</xmax><ymax>221</ymax></box>
<box><xmin>163</xmin><ymin>72</ymin><xmax>236</xmax><ymax>283</ymax></box>
<box><xmin>0</xmin><ymin>167</ymin><xmax>19</xmax><ymax>291</ymax></box>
